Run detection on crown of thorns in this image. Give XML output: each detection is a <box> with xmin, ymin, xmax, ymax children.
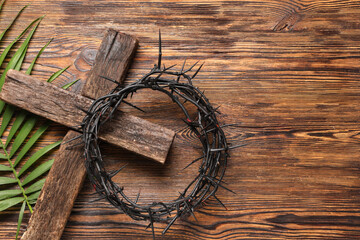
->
<box><xmin>80</xmin><ymin>32</ymin><xmax>239</xmax><ymax>238</ymax></box>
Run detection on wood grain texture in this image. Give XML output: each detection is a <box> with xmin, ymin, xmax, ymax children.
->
<box><xmin>21</xmin><ymin>131</ymin><xmax>85</xmax><ymax>240</ymax></box>
<box><xmin>0</xmin><ymin>70</ymin><xmax>174</xmax><ymax>163</ymax></box>
<box><xmin>1</xmin><ymin>0</ymin><xmax>360</xmax><ymax>239</ymax></box>
<box><xmin>81</xmin><ymin>29</ymin><xmax>138</xmax><ymax>99</ymax></box>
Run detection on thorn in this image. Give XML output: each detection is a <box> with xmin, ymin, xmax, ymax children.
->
<box><xmin>64</xmin><ymin>141</ymin><xmax>84</xmax><ymax>150</ymax></box>
<box><xmin>122</xmin><ymin>100</ymin><xmax>146</xmax><ymax>113</ymax></box>
<box><xmin>182</xmin><ymin>155</ymin><xmax>205</xmax><ymax>170</ymax></box>
<box><xmin>63</xmin><ymin>134</ymin><xmax>82</xmax><ymax>145</ymax></box>
<box><xmin>209</xmin><ymin>143</ymin><xmax>248</xmax><ymax>152</ymax></box>
<box><xmin>158</xmin><ymin>29</ymin><xmax>162</xmax><ymax>69</ymax></box>
<box><xmin>213</xmin><ymin>105</ymin><xmax>221</xmax><ymax>114</ymax></box>
<box><xmin>95</xmin><ymin>188</ymin><xmax>106</xmax><ymax>194</ymax></box>
<box><xmin>109</xmin><ymin>164</ymin><xmax>128</xmax><ymax>178</ymax></box>
<box><xmin>228</xmin><ymin>143</ymin><xmax>247</xmax><ymax>149</ymax></box>
<box><xmin>145</xmin><ymin>223</ymin><xmax>151</xmax><ymax>230</ymax></box>
<box><xmin>191</xmin><ymin>63</ymin><xmax>204</xmax><ymax>79</ymax></box>
<box><xmin>135</xmin><ymin>192</ymin><xmax>140</xmax><ymax>204</ymax></box>
<box><xmin>158</xmin><ymin>202</ymin><xmax>171</xmax><ymax>216</ymax></box>
<box><xmin>69</xmin><ymin>124</ymin><xmax>83</xmax><ymax>129</ymax></box>
<box><xmin>88</xmin><ymin>195</ymin><xmax>107</xmax><ymax>203</ymax></box>
<box><xmin>221</xmin><ymin>123</ymin><xmax>241</xmax><ymax>128</ymax></box>
<box><xmin>154</xmin><ymin>72</ymin><xmax>163</xmax><ymax>80</ymax></box>
<box><xmin>188</xmin><ymin>205</ymin><xmax>198</xmax><ymax>222</ymax></box>
<box><xmin>212</xmin><ymin>176</ymin><xmax>228</xmax><ymax>185</ymax></box>
<box><xmin>99</xmin><ymin>75</ymin><xmax>123</xmax><ymax>87</ymax></box>
<box><xmin>205</xmin><ymin>176</ymin><xmax>236</xmax><ymax>194</ymax></box>
<box><xmin>184</xmin><ymin>60</ymin><xmax>199</xmax><ymax>73</ymax></box>
<box><xmin>78</xmin><ymin>107</ymin><xmax>93</xmax><ymax>116</ymax></box>
<box><xmin>213</xmin><ymin>195</ymin><xmax>228</xmax><ymax>210</ymax></box>
<box><xmin>162</xmin><ymin>214</ymin><xmax>179</xmax><ymax>236</ymax></box>
<box><xmin>148</xmin><ymin>208</ymin><xmax>156</xmax><ymax>240</ymax></box>
<box><xmin>88</xmin><ymin>190</ymin><xmax>100</xmax><ymax>196</ymax></box>
<box><xmin>177</xmin><ymin>58</ymin><xmax>186</xmax><ymax>82</ymax></box>
<box><xmin>179</xmin><ymin>192</ymin><xmax>197</xmax><ymax>222</ymax></box>
<box><xmin>164</xmin><ymin>64</ymin><xmax>176</xmax><ymax>71</ymax></box>
<box><xmin>181</xmin><ymin>58</ymin><xmax>187</xmax><ymax>71</ymax></box>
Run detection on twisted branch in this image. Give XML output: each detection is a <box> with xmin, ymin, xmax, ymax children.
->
<box><xmin>81</xmin><ymin>32</ymin><xmax>235</xmax><ymax>238</ymax></box>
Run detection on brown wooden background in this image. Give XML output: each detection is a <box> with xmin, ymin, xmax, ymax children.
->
<box><xmin>1</xmin><ymin>0</ymin><xmax>360</xmax><ymax>239</ymax></box>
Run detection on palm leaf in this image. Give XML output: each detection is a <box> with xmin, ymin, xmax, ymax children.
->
<box><xmin>0</xmin><ymin>176</ymin><xmax>17</xmax><ymax>185</ymax></box>
<box><xmin>47</xmin><ymin>65</ymin><xmax>70</xmax><ymax>83</ymax></box>
<box><xmin>0</xmin><ymin>0</ymin><xmax>5</xmax><ymax>13</ymax></box>
<box><xmin>0</xmin><ymin>197</ymin><xmax>24</xmax><ymax>211</ymax></box>
<box><xmin>13</xmin><ymin>122</ymin><xmax>49</xmax><ymax>167</ymax></box>
<box><xmin>0</xmin><ymin>15</ymin><xmax>44</xmax><ymax>90</ymax></box>
<box><xmin>0</xmin><ymin>104</ymin><xmax>15</xmax><ymax>135</ymax></box>
<box><xmin>27</xmin><ymin>191</ymin><xmax>40</xmax><ymax>201</ymax></box>
<box><xmin>24</xmin><ymin>178</ymin><xmax>45</xmax><ymax>195</ymax></box>
<box><xmin>0</xmin><ymin>4</ymin><xmax>28</xmax><ymax>42</ymax></box>
<box><xmin>0</xmin><ymin>153</ymin><xmax>6</xmax><ymax>159</ymax></box>
<box><xmin>15</xmin><ymin>201</ymin><xmax>26</xmax><ymax>240</ymax></box>
<box><xmin>0</xmin><ymin>164</ymin><xmax>12</xmax><ymax>171</ymax></box>
<box><xmin>62</xmin><ymin>79</ymin><xmax>80</xmax><ymax>89</ymax></box>
<box><xmin>5</xmin><ymin>111</ymin><xmax>27</xmax><ymax>148</ymax></box>
<box><xmin>14</xmin><ymin>45</ymin><xmax>28</xmax><ymax>71</ymax></box>
<box><xmin>0</xmin><ymin>16</ymin><xmax>42</xmax><ymax>90</ymax></box>
<box><xmin>0</xmin><ymin>189</ymin><xmax>22</xmax><ymax>200</ymax></box>
<box><xmin>9</xmin><ymin>116</ymin><xmax>38</xmax><ymax>158</ymax></box>
<box><xmin>22</xmin><ymin>159</ymin><xmax>53</xmax><ymax>186</ymax></box>
<box><xmin>26</xmin><ymin>38</ymin><xmax>52</xmax><ymax>74</ymax></box>
<box><xmin>18</xmin><ymin>141</ymin><xmax>61</xmax><ymax>177</ymax></box>
<box><xmin>0</xmin><ymin>99</ymin><xmax>4</xmax><ymax>114</ymax></box>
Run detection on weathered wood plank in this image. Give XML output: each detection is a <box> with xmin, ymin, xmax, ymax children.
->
<box><xmin>0</xmin><ymin>70</ymin><xmax>174</xmax><ymax>164</ymax></box>
<box><xmin>21</xmin><ymin>131</ymin><xmax>84</xmax><ymax>240</ymax></box>
<box><xmin>81</xmin><ymin>29</ymin><xmax>138</xmax><ymax>99</ymax></box>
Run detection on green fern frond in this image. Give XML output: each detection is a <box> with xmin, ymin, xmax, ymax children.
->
<box><xmin>6</xmin><ymin>39</ymin><xmax>54</xmax><ymax>147</ymax></box>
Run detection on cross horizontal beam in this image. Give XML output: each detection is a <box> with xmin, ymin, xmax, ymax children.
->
<box><xmin>0</xmin><ymin>69</ymin><xmax>174</xmax><ymax>163</ymax></box>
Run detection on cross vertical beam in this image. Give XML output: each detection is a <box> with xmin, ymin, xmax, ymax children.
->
<box><xmin>21</xmin><ymin>29</ymin><xmax>139</xmax><ymax>240</ymax></box>
<box><xmin>82</xmin><ymin>29</ymin><xmax>138</xmax><ymax>99</ymax></box>
<box><xmin>21</xmin><ymin>131</ymin><xmax>84</xmax><ymax>240</ymax></box>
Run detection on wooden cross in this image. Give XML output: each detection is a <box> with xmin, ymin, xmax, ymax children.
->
<box><xmin>0</xmin><ymin>29</ymin><xmax>175</xmax><ymax>240</ymax></box>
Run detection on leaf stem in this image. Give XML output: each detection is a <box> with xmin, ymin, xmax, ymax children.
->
<box><xmin>0</xmin><ymin>138</ymin><xmax>33</xmax><ymax>213</ymax></box>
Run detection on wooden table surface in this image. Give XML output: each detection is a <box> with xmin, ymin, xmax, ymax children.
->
<box><xmin>1</xmin><ymin>0</ymin><xmax>360</xmax><ymax>239</ymax></box>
